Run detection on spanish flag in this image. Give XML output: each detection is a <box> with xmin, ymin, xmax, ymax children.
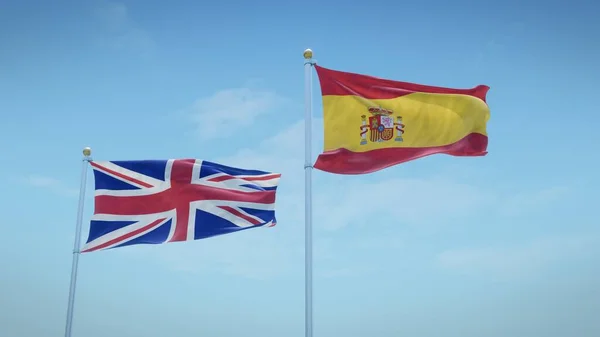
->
<box><xmin>313</xmin><ymin>65</ymin><xmax>491</xmax><ymax>174</ymax></box>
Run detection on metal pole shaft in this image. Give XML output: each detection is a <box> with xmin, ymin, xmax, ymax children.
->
<box><xmin>64</xmin><ymin>154</ymin><xmax>91</xmax><ymax>337</ymax></box>
<box><xmin>304</xmin><ymin>52</ymin><xmax>314</xmax><ymax>337</ymax></box>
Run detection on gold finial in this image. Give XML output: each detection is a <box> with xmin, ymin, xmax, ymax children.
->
<box><xmin>82</xmin><ymin>147</ymin><xmax>92</xmax><ymax>157</ymax></box>
<box><xmin>303</xmin><ymin>48</ymin><xmax>313</xmax><ymax>59</ymax></box>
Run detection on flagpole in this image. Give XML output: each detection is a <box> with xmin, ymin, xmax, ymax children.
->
<box><xmin>303</xmin><ymin>48</ymin><xmax>315</xmax><ymax>337</ymax></box>
<box><xmin>64</xmin><ymin>147</ymin><xmax>92</xmax><ymax>337</ymax></box>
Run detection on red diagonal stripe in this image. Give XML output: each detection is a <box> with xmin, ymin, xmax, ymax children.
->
<box><xmin>219</xmin><ymin>206</ymin><xmax>263</xmax><ymax>226</ymax></box>
<box><xmin>208</xmin><ymin>173</ymin><xmax>280</xmax><ymax>183</ymax></box>
<box><xmin>244</xmin><ymin>174</ymin><xmax>281</xmax><ymax>181</ymax></box>
<box><xmin>82</xmin><ymin>218</ymin><xmax>166</xmax><ymax>253</ymax></box>
<box><xmin>91</xmin><ymin>162</ymin><xmax>154</xmax><ymax>188</ymax></box>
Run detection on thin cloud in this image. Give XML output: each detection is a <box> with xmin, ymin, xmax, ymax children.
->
<box><xmin>500</xmin><ymin>185</ymin><xmax>569</xmax><ymax>216</ymax></box>
<box><xmin>119</xmin><ymin>225</ymin><xmax>303</xmax><ymax>280</ymax></box>
<box><xmin>437</xmin><ymin>233</ymin><xmax>600</xmax><ymax>279</ymax></box>
<box><xmin>188</xmin><ymin>87</ymin><xmax>288</xmax><ymax>140</ymax></box>
<box><xmin>24</xmin><ymin>174</ymin><xmax>78</xmax><ymax>197</ymax></box>
<box><xmin>314</xmin><ymin>177</ymin><xmax>491</xmax><ymax>231</ymax></box>
<box><xmin>93</xmin><ymin>2</ymin><xmax>155</xmax><ymax>54</ymax></box>
<box><xmin>94</xmin><ymin>2</ymin><xmax>128</xmax><ymax>31</ymax></box>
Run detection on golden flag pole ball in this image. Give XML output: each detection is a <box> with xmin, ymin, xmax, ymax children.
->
<box><xmin>83</xmin><ymin>147</ymin><xmax>92</xmax><ymax>157</ymax></box>
<box><xmin>303</xmin><ymin>49</ymin><xmax>313</xmax><ymax>59</ymax></box>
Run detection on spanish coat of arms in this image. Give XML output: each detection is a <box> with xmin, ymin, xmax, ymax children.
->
<box><xmin>359</xmin><ymin>106</ymin><xmax>405</xmax><ymax>145</ymax></box>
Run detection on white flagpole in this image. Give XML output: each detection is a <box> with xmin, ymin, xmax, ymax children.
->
<box><xmin>64</xmin><ymin>147</ymin><xmax>92</xmax><ymax>337</ymax></box>
<box><xmin>303</xmin><ymin>48</ymin><xmax>315</xmax><ymax>337</ymax></box>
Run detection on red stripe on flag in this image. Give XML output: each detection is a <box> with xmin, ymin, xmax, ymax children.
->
<box><xmin>91</xmin><ymin>162</ymin><xmax>154</xmax><ymax>188</ymax></box>
<box><xmin>208</xmin><ymin>174</ymin><xmax>281</xmax><ymax>183</ymax></box>
<box><xmin>82</xmin><ymin>218</ymin><xmax>166</xmax><ymax>253</ymax></box>
<box><xmin>218</xmin><ymin>206</ymin><xmax>263</xmax><ymax>225</ymax></box>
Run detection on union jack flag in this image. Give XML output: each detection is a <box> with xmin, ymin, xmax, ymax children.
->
<box><xmin>81</xmin><ymin>159</ymin><xmax>280</xmax><ymax>253</ymax></box>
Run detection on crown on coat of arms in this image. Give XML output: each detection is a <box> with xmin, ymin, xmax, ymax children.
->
<box><xmin>367</xmin><ymin>106</ymin><xmax>393</xmax><ymax>116</ymax></box>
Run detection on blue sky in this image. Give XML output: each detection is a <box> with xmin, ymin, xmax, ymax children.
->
<box><xmin>1</xmin><ymin>0</ymin><xmax>600</xmax><ymax>336</ymax></box>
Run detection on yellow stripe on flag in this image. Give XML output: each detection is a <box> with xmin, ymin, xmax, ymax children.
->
<box><xmin>322</xmin><ymin>92</ymin><xmax>490</xmax><ymax>153</ymax></box>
